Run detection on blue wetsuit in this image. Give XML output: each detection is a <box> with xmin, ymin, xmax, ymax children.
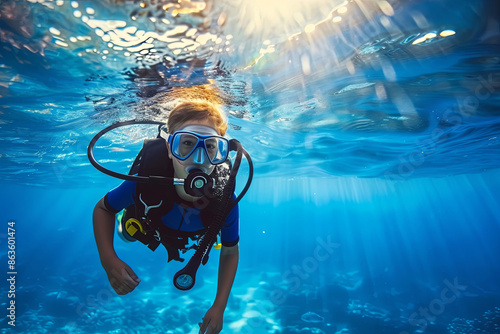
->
<box><xmin>103</xmin><ymin>180</ymin><xmax>240</xmax><ymax>247</ymax></box>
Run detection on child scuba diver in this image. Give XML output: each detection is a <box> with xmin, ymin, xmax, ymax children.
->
<box><xmin>90</xmin><ymin>101</ymin><xmax>253</xmax><ymax>334</ymax></box>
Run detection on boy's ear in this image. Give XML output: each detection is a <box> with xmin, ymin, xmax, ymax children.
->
<box><xmin>166</xmin><ymin>141</ymin><xmax>173</xmax><ymax>159</ymax></box>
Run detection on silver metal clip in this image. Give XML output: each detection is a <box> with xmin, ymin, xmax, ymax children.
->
<box><xmin>139</xmin><ymin>193</ymin><xmax>163</xmax><ymax>216</ymax></box>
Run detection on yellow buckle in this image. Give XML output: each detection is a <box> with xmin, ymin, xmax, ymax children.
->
<box><xmin>125</xmin><ymin>218</ymin><xmax>146</xmax><ymax>236</ymax></box>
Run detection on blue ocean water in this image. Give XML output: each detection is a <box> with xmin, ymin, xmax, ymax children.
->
<box><xmin>1</xmin><ymin>0</ymin><xmax>500</xmax><ymax>333</ymax></box>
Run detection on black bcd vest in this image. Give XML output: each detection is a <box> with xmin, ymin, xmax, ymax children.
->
<box><xmin>121</xmin><ymin>138</ymin><xmax>231</xmax><ymax>262</ymax></box>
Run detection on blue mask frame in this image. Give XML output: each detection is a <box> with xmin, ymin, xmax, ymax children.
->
<box><xmin>167</xmin><ymin>131</ymin><xmax>229</xmax><ymax>165</ymax></box>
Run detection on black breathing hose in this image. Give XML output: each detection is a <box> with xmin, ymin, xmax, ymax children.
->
<box><xmin>87</xmin><ymin>120</ymin><xmax>169</xmax><ymax>183</ymax></box>
<box><xmin>173</xmin><ymin>140</ymin><xmax>247</xmax><ymax>290</ymax></box>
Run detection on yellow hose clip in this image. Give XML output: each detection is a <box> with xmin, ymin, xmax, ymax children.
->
<box><xmin>125</xmin><ymin>218</ymin><xmax>146</xmax><ymax>236</ymax></box>
<box><xmin>214</xmin><ymin>233</ymin><xmax>222</xmax><ymax>249</ymax></box>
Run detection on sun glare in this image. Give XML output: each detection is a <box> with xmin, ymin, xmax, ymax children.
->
<box><xmin>239</xmin><ymin>0</ymin><xmax>346</xmax><ymax>41</ymax></box>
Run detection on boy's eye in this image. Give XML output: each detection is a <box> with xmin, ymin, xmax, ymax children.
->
<box><xmin>205</xmin><ymin>139</ymin><xmax>217</xmax><ymax>150</ymax></box>
<box><xmin>182</xmin><ymin>140</ymin><xmax>195</xmax><ymax>146</ymax></box>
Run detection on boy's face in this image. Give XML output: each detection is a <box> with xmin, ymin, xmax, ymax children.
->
<box><xmin>166</xmin><ymin>119</ymin><xmax>220</xmax><ymax>200</ymax></box>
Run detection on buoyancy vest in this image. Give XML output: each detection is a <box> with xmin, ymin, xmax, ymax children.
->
<box><xmin>121</xmin><ymin>137</ymin><xmax>231</xmax><ymax>262</ymax></box>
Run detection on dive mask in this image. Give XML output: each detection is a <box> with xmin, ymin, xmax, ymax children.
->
<box><xmin>164</xmin><ymin>125</ymin><xmax>229</xmax><ymax>172</ymax></box>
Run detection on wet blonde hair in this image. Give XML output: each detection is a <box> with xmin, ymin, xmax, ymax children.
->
<box><xmin>167</xmin><ymin>101</ymin><xmax>227</xmax><ymax>136</ymax></box>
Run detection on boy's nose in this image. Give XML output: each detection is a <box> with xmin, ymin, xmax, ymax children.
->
<box><xmin>192</xmin><ymin>147</ymin><xmax>208</xmax><ymax>165</ymax></box>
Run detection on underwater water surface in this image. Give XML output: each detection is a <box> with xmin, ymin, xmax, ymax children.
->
<box><xmin>1</xmin><ymin>0</ymin><xmax>500</xmax><ymax>333</ymax></box>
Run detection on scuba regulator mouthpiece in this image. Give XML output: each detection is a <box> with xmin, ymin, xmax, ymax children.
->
<box><xmin>184</xmin><ymin>169</ymin><xmax>214</xmax><ymax>197</ymax></box>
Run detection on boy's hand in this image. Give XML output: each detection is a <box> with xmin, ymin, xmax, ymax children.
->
<box><xmin>103</xmin><ymin>257</ymin><xmax>141</xmax><ymax>295</ymax></box>
<box><xmin>198</xmin><ymin>304</ymin><xmax>224</xmax><ymax>334</ymax></box>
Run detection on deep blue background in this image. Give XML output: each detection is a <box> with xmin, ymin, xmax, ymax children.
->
<box><xmin>1</xmin><ymin>170</ymin><xmax>499</xmax><ymax>333</ymax></box>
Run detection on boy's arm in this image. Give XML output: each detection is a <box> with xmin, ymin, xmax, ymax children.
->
<box><xmin>93</xmin><ymin>197</ymin><xmax>118</xmax><ymax>264</ymax></box>
<box><xmin>198</xmin><ymin>243</ymin><xmax>239</xmax><ymax>334</ymax></box>
<box><xmin>93</xmin><ymin>197</ymin><xmax>141</xmax><ymax>295</ymax></box>
<box><xmin>214</xmin><ymin>243</ymin><xmax>239</xmax><ymax>308</ymax></box>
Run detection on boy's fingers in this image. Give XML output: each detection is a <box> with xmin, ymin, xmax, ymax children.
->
<box><xmin>125</xmin><ymin>266</ymin><xmax>141</xmax><ymax>283</ymax></box>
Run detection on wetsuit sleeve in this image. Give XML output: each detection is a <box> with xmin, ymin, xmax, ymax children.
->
<box><xmin>103</xmin><ymin>180</ymin><xmax>136</xmax><ymax>214</ymax></box>
<box><xmin>220</xmin><ymin>193</ymin><xmax>239</xmax><ymax>247</ymax></box>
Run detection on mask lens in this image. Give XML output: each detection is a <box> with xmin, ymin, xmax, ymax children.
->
<box><xmin>173</xmin><ymin>133</ymin><xmax>199</xmax><ymax>159</ymax></box>
<box><xmin>205</xmin><ymin>137</ymin><xmax>228</xmax><ymax>164</ymax></box>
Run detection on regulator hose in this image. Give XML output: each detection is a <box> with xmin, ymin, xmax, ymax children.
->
<box><xmin>173</xmin><ymin>140</ymin><xmax>248</xmax><ymax>290</ymax></box>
